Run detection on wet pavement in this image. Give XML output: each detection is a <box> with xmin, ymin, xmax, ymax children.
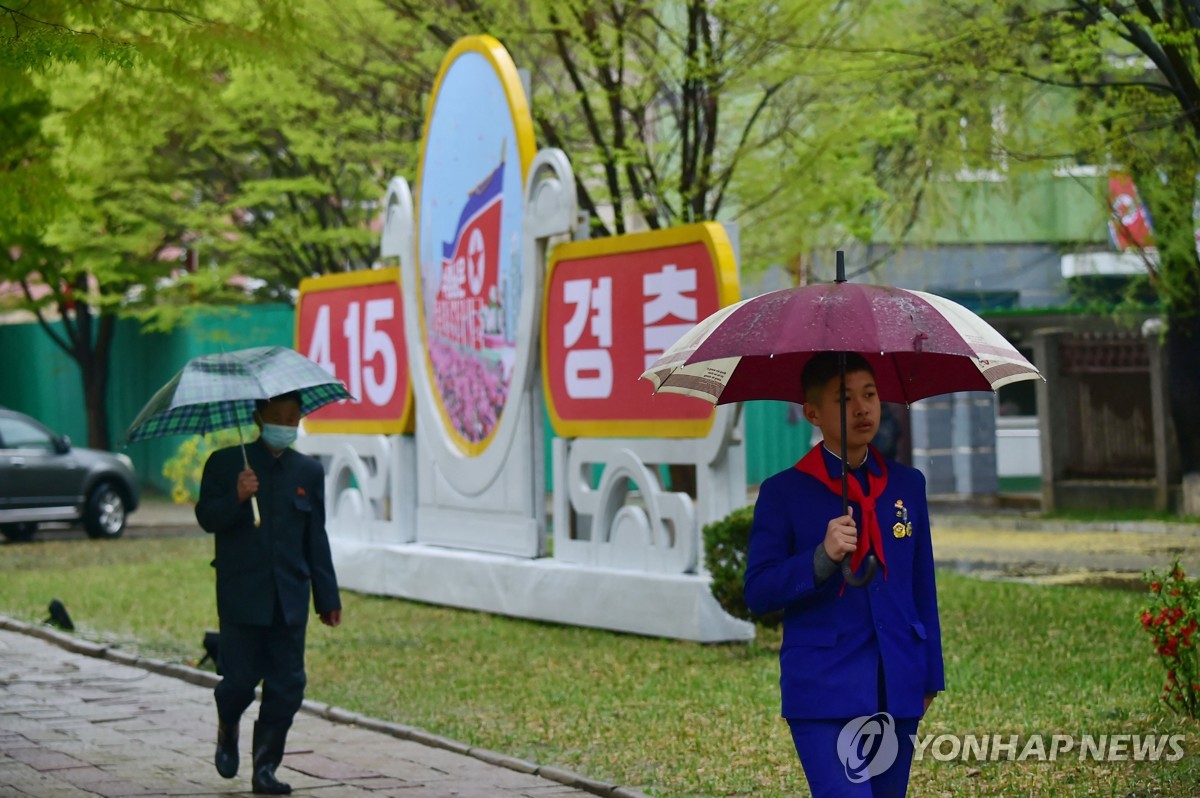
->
<box><xmin>930</xmin><ymin>511</ymin><xmax>1200</xmax><ymax>588</ymax></box>
<box><xmin>0</xmin><ymin>621</ymin><xmax>641</xmax><ymax>798</ymax></box>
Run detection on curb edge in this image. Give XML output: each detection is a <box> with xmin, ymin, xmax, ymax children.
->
<box><xmin>0</xmin><ymin>615</ymin><xmax>652</xmax><ymax>798</ymax></box>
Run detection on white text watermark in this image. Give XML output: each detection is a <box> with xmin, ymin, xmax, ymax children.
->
<box><xmin>912</xmin><ymin>733</ymin><xmax>1186</xmax><ymax>762</ymax></box>
<box><xmin>837</xmin><ymin>713</ymin><xmax>1186</xmax><ymax>782</ymax></box>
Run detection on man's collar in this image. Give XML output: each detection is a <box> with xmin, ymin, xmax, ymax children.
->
<box><xmin>819</xmin><ymin>443</ymin><xmax>882</xmax><ymax>477</ymax></box>
<box><xmin>255</xmin><ymin>438</ymin><xmax>289</xmax><ymax>460</ymax></box>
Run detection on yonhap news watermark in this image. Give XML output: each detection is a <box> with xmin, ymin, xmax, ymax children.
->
<box><xmin>837</xmin><ymin>713</ymin><xmax>1186</xmax><ymax>783</ymax></box>
<box><xmin>911</xmin><ymin>731</ymin><xmax>1186</xmax><ymax>763</ymax></box>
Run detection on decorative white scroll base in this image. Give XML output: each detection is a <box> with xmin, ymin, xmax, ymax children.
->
<box><xmin>297</xmin><ymin>432</ymin><xmax>416</xmax><ymax>545</ymax></box>
<box><xmin>329</xmin><ymin>538</ymin><xmax>754</xmax><ymax>642</ymax></box>
<box><xmin>316</xmin><ymin>155</ymin><xmax>755</xmax><ymax>643</ymax></box>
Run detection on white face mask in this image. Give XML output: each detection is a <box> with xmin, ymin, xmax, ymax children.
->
<box><xmin>261</xmin><ymin>423</ymin><xmax>298</xmax><ymax>450</ymax></box>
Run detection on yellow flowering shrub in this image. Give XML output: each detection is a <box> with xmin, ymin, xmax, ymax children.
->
<box><xmin>162</xmin><ymin>428</ymin><xmax>254</xmax><ymax>503</ymax></box>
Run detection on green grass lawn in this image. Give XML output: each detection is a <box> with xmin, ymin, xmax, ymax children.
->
<box><xmin>1</xmin><ymin>536</ymin><xmax>1197</xmax><ymax>797</ymax></box>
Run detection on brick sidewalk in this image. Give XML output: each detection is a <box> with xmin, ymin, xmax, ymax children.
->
<box><xmin>0</xmin><ymin>624</ymin><xmax>643</xmax><ymax>798</ymax></box>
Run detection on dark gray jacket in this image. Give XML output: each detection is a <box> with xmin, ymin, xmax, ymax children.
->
<box><xmin>196</xmin><ymin>439</ymin><xmax>340</xmax><ymax>626</ymax></box>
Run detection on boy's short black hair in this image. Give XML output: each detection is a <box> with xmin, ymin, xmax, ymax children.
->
<box><xmin>801</xmin><ymin>352</ymin><xmax>875</xmax><ymax>402</ymax></box>
<box><xmin>255</xmin><ymin>391</ymin><xmax>302</xmax><ymax>414</ymax></box>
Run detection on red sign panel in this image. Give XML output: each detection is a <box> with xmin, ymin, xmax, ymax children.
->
<box><xmin>542</xmin><ymin>223</ymin><xmax>739</xmax><ymax>438</ymax></box>
<box><xmin>296</xmin><ymin>268</ymin><xmax>413</xmax><ymax>434</ymax></box>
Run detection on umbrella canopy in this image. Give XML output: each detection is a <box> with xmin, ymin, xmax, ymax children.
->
<box><xmin>641</xmin><ymin>282</ymin><xmax>1041</xmax><ymax>406</ymax></box>
<box><xmin>125</xmin><ymin>346</ymin><xmax>353</xmax><ymax>443</ymax></box>
<box><xmin>641</xmin><ymin>260</ymin><xmax>1042</xmax><ymax>587</ymax></box>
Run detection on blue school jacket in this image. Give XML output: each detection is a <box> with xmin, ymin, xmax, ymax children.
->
<box><xmin>743</xmin><ymin>446</ymin><xmax>944</xmax><ymax>720</ymax></box>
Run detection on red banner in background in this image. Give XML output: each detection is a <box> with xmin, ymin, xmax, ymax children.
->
<box><xmin>296</xmin><ymin>268</ymin><xmax>412</xmax><ymax>434</ymax></box>
<box><xmin>1107</xmin><ymin>173</ymin><xmax>1153</xmax><ymax>250</ymax></box>
<box><xmin>542</xmin><ymin>223</ymin><xmax>739</xmax><ymax>439</ymax></box>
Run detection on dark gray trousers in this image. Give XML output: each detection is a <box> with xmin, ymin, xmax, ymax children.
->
<box><xmin>214</xmin><ymin>598</ymin><xmax>307</xmax><ymax>726</ymax></box>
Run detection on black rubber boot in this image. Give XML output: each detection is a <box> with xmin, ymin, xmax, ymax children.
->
<box><xmin>250</xmin><ymin>721</ymin><xmax>292</xmax><ymax>795</ymax></box>
<box><xmin>214</xmin><ymin>715</ymin><xmax>239</xmax><ymax>778</ymax></box>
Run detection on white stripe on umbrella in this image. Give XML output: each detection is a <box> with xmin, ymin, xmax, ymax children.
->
<box><xmin>641</xmin><ymin>284</ymin><xmax>1042</xmax><ymax>406</ymax></box>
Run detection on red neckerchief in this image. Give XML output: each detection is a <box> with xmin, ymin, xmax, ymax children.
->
<box><xmin>794</xmin><ymin>443</ymin><xmax>889</xmax><ymax>586</ymax></box>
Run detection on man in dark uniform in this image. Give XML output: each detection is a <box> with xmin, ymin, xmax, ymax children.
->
<box><xmin>196</xmin><ymin>391</ymin><xmax>342</xmax><ymax>795</ymax></box>
<box><xmin>744</xmin><ymin>353</ymin><xmax>943</xmax><ymax>797</ymax></box>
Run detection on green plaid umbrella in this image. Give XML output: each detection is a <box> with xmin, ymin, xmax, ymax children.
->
<box><xmin>125</xmin><ymin>346</ymin><xmax>353</xmax><ymax>443</ymax></box>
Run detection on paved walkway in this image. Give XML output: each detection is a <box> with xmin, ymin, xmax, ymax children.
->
<box><xmin>0</xmin><ymin>622</ymin><xmax>636</xmax><ymax>798</ymax></box>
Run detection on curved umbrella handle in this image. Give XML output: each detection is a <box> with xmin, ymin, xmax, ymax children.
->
<box><xmin>841</xmin><ymin>553</ymin><xmax>878</xmax><ymax>587</ymax></box>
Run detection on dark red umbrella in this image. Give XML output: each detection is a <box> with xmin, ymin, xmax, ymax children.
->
<box><xmin>643</xmin><ymin>262</ymin><xmax>1039</xmax><ymax>406</ymax></box>
<box><xmin>642</xmin><ymin>252</ymin><xmax>1042</xmax><ymax>584</ymax></box>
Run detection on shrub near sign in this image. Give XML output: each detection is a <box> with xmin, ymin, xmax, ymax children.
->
<box><xmin>296</xmin><ymin>268</ymin><xmax>413</xmax><ymax>434</ymax></box>
<box><xmin>542</xmin><ymin>223</ymin><xmax>739</xmax><ymax>439</ymax></box>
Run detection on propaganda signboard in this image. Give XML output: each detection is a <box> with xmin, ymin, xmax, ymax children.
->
<box><xmin>296</xmin><ymin>268</ymin><xmax>413</xmax><ymax>434</ymax></box>
<box><xmin>414</xmin><ymin>35</ymin><xmax>537</xmax><ymax>457</ymax></box>
<box><xmin>542</xmin><ymin>223</ymin><xmax>740</xmax><ymax>438</ymax></box>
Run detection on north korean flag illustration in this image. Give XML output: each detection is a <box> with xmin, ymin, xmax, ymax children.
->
<box><xmin>434</xmin><ymin>160</ymin><xmax>504</xmax><ymax>349</ymax></box>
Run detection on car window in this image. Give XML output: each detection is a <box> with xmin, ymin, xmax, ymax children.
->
<box><xmin>0</xmin><ymin>417</ymin><xmax>57</xmax><ymax>452</ymax></box>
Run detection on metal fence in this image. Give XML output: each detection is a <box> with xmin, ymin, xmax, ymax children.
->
<box><xmin>1036</xmin><ymin>328</ymin><xmax>1180</xmax><ymax>511</ymax></box>
<box><xmin>1060</xmin><ymin>336</ymin><xmax>1156</xmax><ymax>478</ymax></box>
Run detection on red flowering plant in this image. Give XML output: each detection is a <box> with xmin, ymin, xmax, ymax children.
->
<box><xmin>1139</xmin><ymin>558</ymin><xmax>1200</xmax><ymax>718</ymax></box>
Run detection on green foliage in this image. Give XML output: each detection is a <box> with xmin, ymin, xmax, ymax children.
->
<box><xmin>702</xmin><ymin>504</ymin><xmax>782</xmax><ymax>629</ymax></box>
<box><xmin>0</xmin><ymin>73</ymin><xmax>60</xmax><ymax>245</ymax></box>
<box><xmin>386</xmin><ymin>0</ymin><xmax>934</xmax><ymax>271</ymax></box>
<box><xmin>1140</xmin><ymin>559</ymin><xmax>1200</xmax><ymax>719</ymax></box>
<box><xmin>0</xmin><ymin>10</ymin><xmax>135</xmax><ymax>73</ymax></box>
<box><xmin>1065</xmin><ymin>274</ymin><xmax>1161</xmax><ymax>318</ymax></box>
<box><xmin>894</xmin><ymin>0</ymin><xmax>1200</xmax><ymax>307</ymax></box>
<box><xmin>161</xmin><ymin>428</ymin><xmax>252</xmax><ymax>503</ymax></box>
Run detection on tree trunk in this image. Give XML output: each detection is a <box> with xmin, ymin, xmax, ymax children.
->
<box><xmin>1165</xmin><ymin>310</ymin><xmax>1200</xmax><ymax>514</ymax></box>
<box><xmin>79</xmin><ymin>315</ymin><xmax>116</xmax><ymax>451</ymax></box>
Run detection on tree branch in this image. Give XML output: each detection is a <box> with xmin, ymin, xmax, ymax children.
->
<box><xmin>18</xmin><ymin>277</ymin><xmax>73</xmax><ymax>357</ymax></box>
<box><xmin>559</xmin><ymin>3</ymin><xmax>626</xmax><ymax>234</ymax></box>
<box><xmin>710</xmin><ymin>83</ymin><xmax>783</xmax><ymax>218</ymax></box>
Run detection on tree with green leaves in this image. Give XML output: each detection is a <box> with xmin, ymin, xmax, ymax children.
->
<box><xmin>1</xmin><ymin>0</ymin><xmax>417</xmax><ymax>449</ymax></box>
<box><xmin>381</xmin><ymin>0</ymin><xmax>941</xmax><ymax>272</ymax></box>
<box><xmin>868</xmin><ymin>0</ymin><xmax>1200</xmax><ymax>510</ymax></box>
<box><xmin>165</xmin><ymin>0</ymin><xmax>426</xmax><ymax>298</ymax></box>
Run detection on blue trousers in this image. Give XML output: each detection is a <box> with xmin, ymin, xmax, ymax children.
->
<box><xmin>214</xmin><ymin>599</ymin><xmax>307</xmax><ymax>727</ymax></box>
<box><xmin>788</xmin><ymin>716</ymin><xmax>920</xmax><ymax>797</ymax></box>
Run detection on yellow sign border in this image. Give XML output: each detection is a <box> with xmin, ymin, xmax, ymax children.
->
<box><xmin>295</xmin><ymin>267</ymin><xmax>414</xmax><ymax>435</ymax></box>
<box><xmin>541</xmin><ymin>222</ymin><xmax>740</xmax><ymax>439</ymax></box>
<box><xmin>412</xmin><ymin>35</ymin><xmax>538</xmax><ymax>457</ymax></box>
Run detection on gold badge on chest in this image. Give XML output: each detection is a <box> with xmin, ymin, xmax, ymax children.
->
<box><xmin>893</xmin><ymin>500</ymin><xmax>912</xmax><ymax>537</ymax></box>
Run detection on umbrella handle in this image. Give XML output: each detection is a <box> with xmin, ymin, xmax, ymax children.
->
<box><xmin>238</xmin><ymin>437</ymin><xmax>262</xmax><ymax>528</ymax></box>
<box><xmin>841</xmin><ymin>554</ymin><xmax>878</xmax><ymax>587</ymax></box>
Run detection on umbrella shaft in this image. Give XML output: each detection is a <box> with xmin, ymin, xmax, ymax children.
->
<box><xmin>839</xmin><ymin>351</ymin><xmax>849</xmax><ymax>515</ymax></box>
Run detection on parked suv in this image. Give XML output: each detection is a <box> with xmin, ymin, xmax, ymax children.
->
<box><xmin>0</xmin><ymin>407</ymin><xmax>139</xmax><ymax>542</ymax></box>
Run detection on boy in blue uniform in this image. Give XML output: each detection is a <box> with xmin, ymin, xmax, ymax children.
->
<box><xmin>744</xmin><ymin>353</ymin><xmax>943</xmax><ymax>797</ymax></box>
<box><xmin>196</xmin><ymin>392</ymin><xmax>342</xmax><ymax>795</ymax></box>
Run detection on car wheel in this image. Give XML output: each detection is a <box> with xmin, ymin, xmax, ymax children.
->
<box><xmin>84</xmin><ymin>481</ymin><xmax>127</xmax><ymax>539</ymax></box>
<box><xmin>0</xmin><ymin>522</ymin><xmax>38</xmax><ymax>543</ymax></box>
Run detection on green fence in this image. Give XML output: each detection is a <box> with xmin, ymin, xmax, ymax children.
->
<box><xmin>0</xmin><ymin>306</ymin><xmax>809</xmax><ymax>500</ymax></box>
<box><xmin>0</xmin><ymin>306</ymin><xmax>295</xmax><ymax>494</ymax></box>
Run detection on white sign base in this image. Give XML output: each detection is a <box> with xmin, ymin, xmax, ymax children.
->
<box><xmin>329</xmin><ymin>538</ymin><xmax>754</xmax><ymax>642</ymax></box>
